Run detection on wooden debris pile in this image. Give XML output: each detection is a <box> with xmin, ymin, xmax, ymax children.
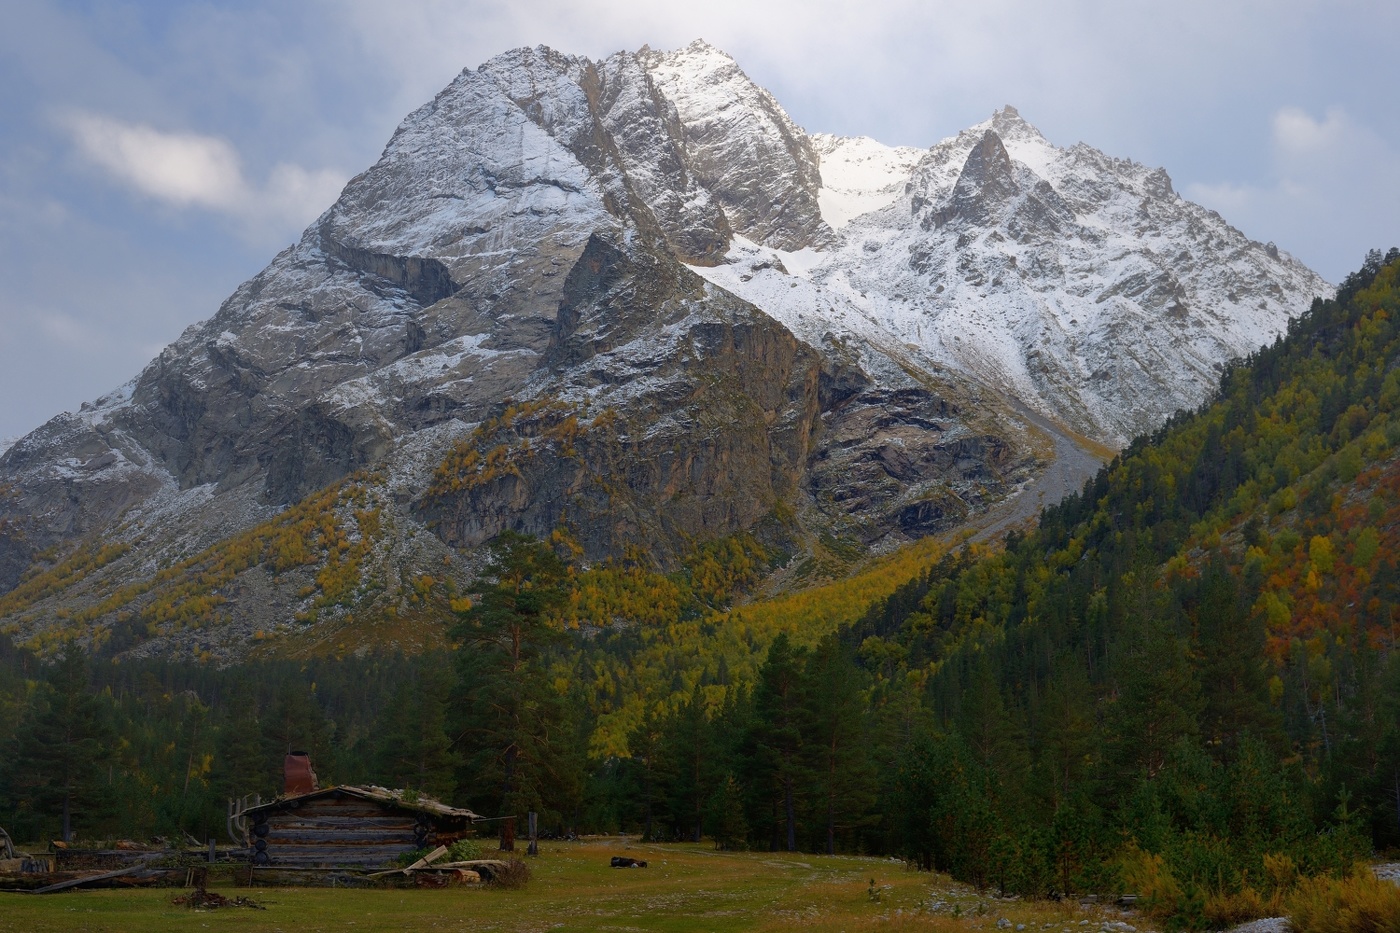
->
<box><xmin>366</xmin><ymin>843</ymin><xmax>511</xmax><ymax>884</ymax></box>
<box><xmin>172</xmin><ymin>887</ymin><xmax>265</xmax><ymax>910</ymax></box>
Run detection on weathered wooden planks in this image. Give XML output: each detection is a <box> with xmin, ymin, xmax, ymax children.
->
<box><xmin>243</xmin><ymin>785</ymin><xmax>480</xmax><ymax>869</ymax></box>
<box><xmin>263</xmin><ymin>829</ymin><xmax>414</xmax><ymax>840</ymax></box>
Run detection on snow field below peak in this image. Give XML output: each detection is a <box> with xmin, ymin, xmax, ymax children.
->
<box><xmin>812</xmin><ymin>134</ymin><xmax>925</xmax><ymax>230</ymax></box>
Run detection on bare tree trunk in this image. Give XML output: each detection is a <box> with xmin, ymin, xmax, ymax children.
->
<box><xmin>827</xmin><ymin>739</ymin><xmax>837</xmax><ymax>856</ymax></box>
<box><xmin>693</xmin><ymin>749</ymin><xmax>703</xmax><ymax>843</ymax></box>
<box><xmin>642</xmin><ymin>767</ymin><xmax>653</xmax><ymax>842</ymax></box>
<box><xmin>501</xmin><ymin>817</ymin><xmax>515</xmax><ymax>852</ymax></box>
<box><xmin>500</xmin><ymin>744</ymin><xmax>517</xmax><ymax>852</ymax></box>
<box><xmin>784</xmin><ymin>777</ymin><xmax>796</xmax><ymax>852</ymax></box>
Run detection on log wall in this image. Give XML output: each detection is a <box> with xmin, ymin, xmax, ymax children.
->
<box><xmin>251</xmin><ymin>792</ymin><xmax>445</xmax><ymax>868</ymax></box>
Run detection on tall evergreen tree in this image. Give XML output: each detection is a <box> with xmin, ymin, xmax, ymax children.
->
<box><xmin>372</xmin><ymin>654</ymin><xmax>458</xmax><ymax>799</ymax></box>
<box><xmin>1105</xmin><ymin>589</ymin><xmax>1202</xmax><ymax>790</ymax></box>
<box><xmin>1033</xmin><ymin>655</ymin><xmax>1097</xmax><ymax>810</ymax></box>
<box><xmin>212</xmin><ymin>699</ymin><xmax>269</xmax><ymax>826</ymax></box>
<box><xmin>659</xmin><ymin>684</ymin><xmax>716</xmax><ymax>842</ymax></box>
<box><xmin>748</xmin><ymin>633</ymin><xmax>808</xmax><ymax>851</ymax></box>
<box><xmin>625</xmin><ymin>704</ymin><xmax>666</xmax><ymax>841</ymax></box>
<box><xmin>1193</xmin><ymin>555</ymin><xmax>1280</xmax><ymax>752</ymax></box>
<box><xmin>9</xmin><ymin>646</ymin><xmax>116</xmax><ymax>842</ymax></box>
<box><xmin>261</xmin><ymin>678</ymin><xmax>335</xmax><ymax>787</ymax></box>
<box><xmin>451</xmin><ymin>532</ymin><xmax>569</xmax><ymax>850</ymax></box>
<box><xmin>801</xmin><ymin>635</ymin><xmax>876</xmax><ymax>854</ymax></box>
<box><xmin>707</xmin><ymin>773</ymin><xmax>749</xmax><ymax>851</ymax></box>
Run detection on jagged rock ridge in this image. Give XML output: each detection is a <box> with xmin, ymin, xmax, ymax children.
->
<box><xmin>697</xmin><ymin>105</ymin><xmax>1329</xmax><ymax>446</ymax></box>
<box><xmin>0</xmin><ymin>44</ymin><xmax>1325</xmax><ymax>660</ymax></box>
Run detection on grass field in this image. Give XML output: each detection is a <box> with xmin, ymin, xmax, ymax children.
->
<box><xmin>0</xmin><ymin>839</ymin><xmax>1134</xmax><ymax>933</ymax></box>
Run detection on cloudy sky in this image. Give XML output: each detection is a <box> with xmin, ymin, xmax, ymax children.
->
<box><xmin>2</xmin><ymin>0</ymin><xmax>1397</xmax><ymax>441</ymax></box>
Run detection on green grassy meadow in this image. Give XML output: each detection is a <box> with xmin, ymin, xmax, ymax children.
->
<box><xmin>0</xmin><ymin>840</ymin><xmax>1130</xmax><ymax>933</ymax></box>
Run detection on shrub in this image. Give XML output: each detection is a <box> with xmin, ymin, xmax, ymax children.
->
<box><xmin>489</xmin><ymin>858</ymin><xmax>530</xmax><ymax>889</ymax></box>
<box><xmin>447</xmin><ymin>838</ymin><xmax>482</xmax><ymax>861</ymax></box>
<box><xmin>1204</xmin><ymin>887</ymin><xmax>1280</xmax><ymax>928</ymax></box>
<box><xmin>395</xmin><ymin>847</ymin><xmax>432</xmax><ymax>868</ymax></box>
<box><xmin>1287</xmin><ymin>870</ymin><xmax>1400</xmax><ymax>933</ymax></box>
<box><xmin>1120</xmin><ymin>847</ymin><xmax>1182</xmax><ymax>923</ymax></box>
<box><xmin>1263</xmin><ymin>852</ymin><xmax>1300</xmax><ymax>894</ymax></box>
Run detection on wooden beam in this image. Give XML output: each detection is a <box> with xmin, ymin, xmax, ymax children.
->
<box><xmin>365</xmin><ymin>844</ymin><xmax>447</xmax><ymax>878</ymax></box>
<box><xmin>28</xmin><ymin>865</ymin><xmax>144</xmax><ymax>894</ymax></box>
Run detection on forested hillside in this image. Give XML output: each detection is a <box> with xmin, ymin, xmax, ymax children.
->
<box><xmin>2</xmin><ymin>251</ymin><xmax>1398</xmax><ymax>928</ymax></box>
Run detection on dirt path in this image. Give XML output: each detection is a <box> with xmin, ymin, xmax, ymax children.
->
<box><xmin>963</xmin><ymin>400</ymin><xmax>1112</xmax><ymax>546</ymax></box>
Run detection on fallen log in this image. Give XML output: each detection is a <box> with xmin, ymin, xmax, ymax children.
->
<box><xmin>29</xmin><ymin>865</ymin><xmax>144</xmax><ymax>894</ymax></box>
<box><xmin>434</xmin><ymin>859</ymin><xmax>509</xmax><ymax>874</ymax></box>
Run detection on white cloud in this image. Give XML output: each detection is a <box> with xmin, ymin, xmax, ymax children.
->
<box><xmin>65</xmin><ymin>112</ymin><xmax>247</xmax><ymax>209</ymax></box>
<box><xmin>1185</xmin><ymin>182</ymin><xmax>1253</xmax><ymax>217</ymax></box>
<box><xmin>1185</xmin><ymin>104</ymin><xmax>1400</xmax><ymax>280</ymax></box>
<box><xmin>61</xmin><ymin>111</ymin><xmax>347</xmax><ymax>241</ymax></box>
<box><xmin>1272</xmin><ymin>106</ymin><xmax>1348</xmax><ymax>156</ymax></box>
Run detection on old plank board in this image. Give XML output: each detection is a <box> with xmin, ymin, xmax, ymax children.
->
<box><xmin>266</xmin><ymin>831</ymin><xmax>417</xmax><ymax>844</ymax></box>
<box><xmin>365</xmin><ymin>845</ymin><xmax>447</xmax><ymax>878</ymax></box>
<box><xmin>260</xmin><ymin>847</ymin><xmax>417</xmax><ymax>863</ymax></box>
<box><xmin>263</xmin><ymin>818</ymin><xmax>414</xmax><ymax>823</ymax></box>
<box><xmin>28</xmin><ymin>865</ymin><xmax>144</xmax><ymax>894</ymax></box>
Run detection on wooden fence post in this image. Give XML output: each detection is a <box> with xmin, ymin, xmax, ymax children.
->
<box><xmin>527</xmin><ymin>812</ymin><xmax>538</xmax><ymax>856</ymax></box>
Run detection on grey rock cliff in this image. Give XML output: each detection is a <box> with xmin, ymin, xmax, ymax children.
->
<box><xmin>0</xmin><ymin>49</ymin><xmax>1326</xmax><ymax>661</ymax></box>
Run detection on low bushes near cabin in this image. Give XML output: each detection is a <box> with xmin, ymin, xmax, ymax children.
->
<box><xmin>394</xmin><ymin>837</ymin><xmax>484</xmax><ymax>868</ymax></box>
<box><xmin>489</xmin><ymin>858</ymin><xmax>530</xmax><ymax>889</ymax></box>
<box><xmin>446</xmin><ymin>838</ymin><xmax>484</xmax><ymax>861</ymax></box>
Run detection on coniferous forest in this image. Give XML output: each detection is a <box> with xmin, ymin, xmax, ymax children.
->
<box><xmin>4</xmin><ymin>250</ymin><xmax>1400</xmax><ymax>927</ymax></box>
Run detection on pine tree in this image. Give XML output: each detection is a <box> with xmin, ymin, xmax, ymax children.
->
<box><xmin>1104</xmin><ymin>586</ymin><xmax>1202</xmax><ymax>788</ymax></box>
<box><xmin>8</xmin><ymin>646</ymin><xmax>117</xmax><ymax>842</ymax></box>
<box><xmin>748</xmin><ymin>633</ymin><xmax>808</xmax><ymax>851</ymax></box>
<box><xmin>1033</xmin><ymin>656</ymin><xmax>1097</xmax><ymax>809</ymax></box>
<box><xmin>1193</xmin><ymin>555</ymin><xmax>1280</xmax><ymax>752</ymax></box>
<box><xmin>800</xmin><ymin>635</ymin><xmax>876</xmax><ymax>854</ymax></box>
<box><xmin>212</xmin><ymin>699</ymin><xmax>269</xmax><ymax>820</ymax></box>
<box><xmin>261</xmin><ymin>679</ymin><xmax>334</xmax><ymax>787</ymax></box>
<box><xmin>451</xmin><ymin>532</ymin><xmax>569</xmax><ymax>850</ymax></box>
<box><xmin>889</xmin><ymin>726</ymin><xmax>941</xmax><ymax>870</ymax></box>
<box><xmin>659</xmin><ymin>684</ymin><xmax>715</xmax><ymax>842</ymax></box>
<box><xmin>956</xmin><ymin>651</ymin><xmax>1031</xmax><ymax>818</ymax></box>
<box><xmin>625</xmin><ymin>704</ymin><xmax>665</xmax><ymax>841</ymax></box>
<box><xmin>372</xmin><ymin>655</ymin><xmax>458</xmax><ymax>799</ymax></box>
<box><xmin>707</xmin><ymin>773</ymin><xmax>749</xmax><ymax>850</ymax></box>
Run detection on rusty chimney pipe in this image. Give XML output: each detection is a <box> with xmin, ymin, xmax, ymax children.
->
<box><xmin>284</xmin><ymin>752</ymin><xmax>318</xmax><ymax>796</ymax></box>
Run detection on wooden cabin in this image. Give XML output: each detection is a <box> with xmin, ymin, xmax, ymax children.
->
<box><xmin>238</xmin><ymin>755</ymin><xmax>483</xmax><ymax>868</ymax></box>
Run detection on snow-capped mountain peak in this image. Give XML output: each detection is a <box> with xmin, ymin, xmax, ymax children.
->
<box><xmin>694</xmin><ymin>103</ymin><xmax>1328</xmax><ymax>445</ymax></box>
<box><xmin>640</xmin><ymin>40</ymin><xmax>831</xmax><ymax>251</ymax></box>
<box><xmin>0</xmin><ymin>44</ymin><xmax>1330</xmax><ymax>658</ymax></box>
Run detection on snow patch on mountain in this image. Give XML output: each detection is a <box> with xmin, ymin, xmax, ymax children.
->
<box><xmin>640</xmin><ymin>40</ymin><xmax>831</xmax><ymax>251</ymax></box>
<box><xmin>694</xmin><ymin>105</ymin><xmax>1329</xmax><ymax>445</ymax></box>
<box><xmin>812</xmin><ymin>134</ymin><xmax>924</xmax><ymax>229</ymax></box>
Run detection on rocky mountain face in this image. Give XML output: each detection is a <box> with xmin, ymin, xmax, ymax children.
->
<box><xmin>698</xmin><ymin>106</ymin><xmax>1329</xmax><ymax>445</ymax></box>
<box><xmin>0</xmin><ymin>42</ymin><xmax>1326</xmax><ymax>660</ymax></box>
